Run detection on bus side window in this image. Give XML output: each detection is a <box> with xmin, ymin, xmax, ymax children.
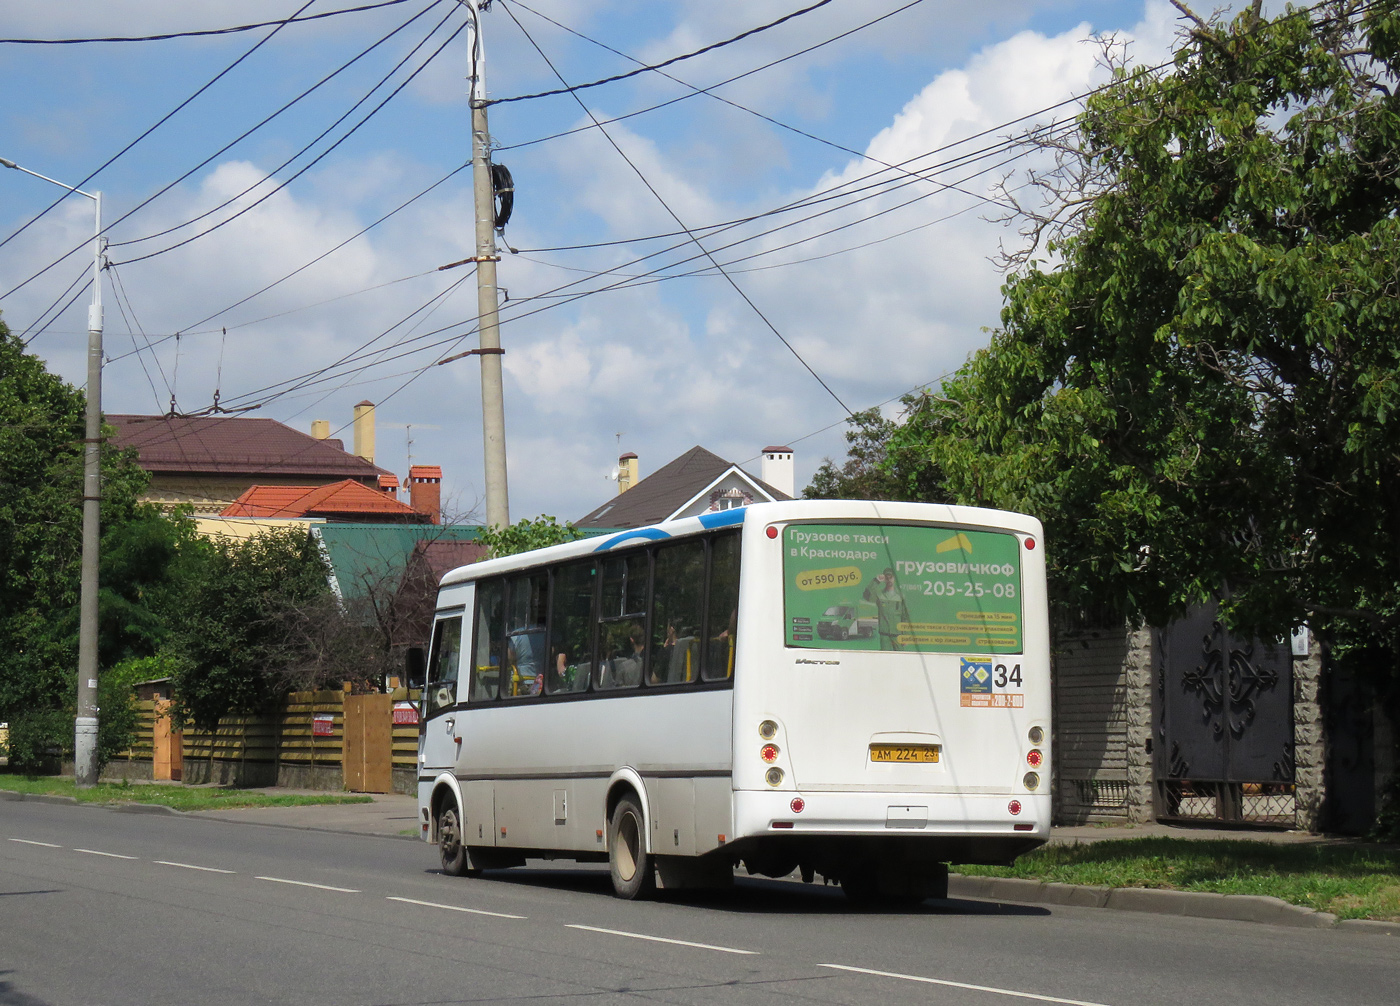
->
<box><xmin>547</xmin><ymin>560</ymin><xmax>594</xmax><ymax>695</ymax></box>
<box><xmin>703</xmin><ymin>533</ymin><xmax>741</xmax><ymax>681</ymax></box>
<box><xmin>425</xmin><ymin>615</ymin><xmax>464</xmax><ymax>716</ymax></box>
<box><xmin>469</xmin><ymin>581</ymin><xmax>504</xmax><ymax>702</ymax></box>
<box><xmin>650</xmin><ymin>540</ymin><xmax>705</xmax><ymax>685</ymax></box>
<box><xmin>595</xmin><ymin>550</ymin><xmax>648</xmax><ymax>691</ymax></box>
<box><xmin>504</xmin><ymin>571</ymin><xmax>549</xmax><ymax>698</ymax></box>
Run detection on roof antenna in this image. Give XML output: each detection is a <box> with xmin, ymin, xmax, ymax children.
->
<box><xmin>167</xmin><ymin>332</ymin><xmax>182</xmax><ymax>417</ymax></box>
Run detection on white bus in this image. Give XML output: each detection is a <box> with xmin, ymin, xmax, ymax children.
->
<box><xmin>415</xmin><ymin>499</ymin><xmax>1050</xmax><ymax>902</ymax></box>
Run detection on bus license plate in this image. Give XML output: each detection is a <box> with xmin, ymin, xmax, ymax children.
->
<box><xmin>869</xmin><ymin>744</ymin><xmax>940</xmax><ymax>763</ymax></box>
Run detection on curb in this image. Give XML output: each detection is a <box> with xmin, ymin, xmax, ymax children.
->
<box><xmin>0</xmin><ymin>790</ymin><xmax>79</xmax><ymax>806</ymax></box>
<box><xmin>947</xmin><ymin>875</ymin><xmax>1394</xmax><ymax>934</ymax></box>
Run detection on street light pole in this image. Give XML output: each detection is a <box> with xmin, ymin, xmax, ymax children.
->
<box><xmin>456</xmin><ymin>0</ymin><xmax>510</xmax><ymax>529</ymax></box>
<box><xmin>1</xmin><ymin>157</ymin><xmax>104</xmax><ymax>787</ymax></box>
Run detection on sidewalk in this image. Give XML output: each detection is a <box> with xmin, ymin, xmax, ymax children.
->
<box><xmin>186</xmin><ymin>790</ymin><xmax>421</xmax><ymax>839</ymax></box>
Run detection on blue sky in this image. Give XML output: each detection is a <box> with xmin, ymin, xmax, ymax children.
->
<box><xmin>1</xmin><ymin>1</ymin><xmax>1213</xmax><ymax>521</ymax></box>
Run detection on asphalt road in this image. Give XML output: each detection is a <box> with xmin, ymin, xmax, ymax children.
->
<box><xmin>2</xmin><ymin>799</ymin><xmax>1396</xmax><ymax>1006</ymax></box>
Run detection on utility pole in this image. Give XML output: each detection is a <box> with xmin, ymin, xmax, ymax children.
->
<box><xmin>1</xmin><ymin>157</ymin><xmax>103</xmax><ymax>786</ymax></box>
<box><xmin>460</xmin><ymin>0</ymin><xmax>510</xmax><ymax>529</ymax></box>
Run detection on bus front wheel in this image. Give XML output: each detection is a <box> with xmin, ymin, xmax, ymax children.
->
<box><xmin>438</xmin><ymin>805</ymin><xmax>469</xmax><ymax>877</ymax></box>
<box><xmin>608</xmin><ymin>795</ymin><xmax>655</xmax><ymax>900</ymax></box>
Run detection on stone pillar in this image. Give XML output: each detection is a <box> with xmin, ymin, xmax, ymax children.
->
<box><xmin>1124</xmin><ymin>626</ymin><xmax>1155</xmax><ymax>823</ymax></box>
<box><xmin>1293</xmin><ymin>635</ymin><xmax>1326</xmax><ymax>832</ymax></box>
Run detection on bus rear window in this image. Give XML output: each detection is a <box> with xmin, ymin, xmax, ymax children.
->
<box><xmin>782</xmin><ymin>523</ymin><xmax>1022</xmax><ymax>653</ymax></box>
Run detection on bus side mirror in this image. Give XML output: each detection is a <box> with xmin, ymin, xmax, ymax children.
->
<box><xmin>405</xmin><ymin>647</ymin><xmax>427</xmax><ymax>689</ymax></box>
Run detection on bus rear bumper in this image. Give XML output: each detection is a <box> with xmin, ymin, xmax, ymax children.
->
<box><xmin>733</xmin><ymin>789</ymin><xmax>1051</xmax><ymax>847</ymax></box>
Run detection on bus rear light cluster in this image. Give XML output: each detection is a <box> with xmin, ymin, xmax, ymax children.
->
<box><xmin>790</xmin><ymin>797</ymin><xmax>805</xmax><ymax>814</ymax></box>
<box><xmin>1026</xmin><ymin>749</ymin><xmax>1043</xmax><ymax>768</ymax></box>
<box><xmin>1008</xmin><ymin>799</ymin><xmax>1022</xmax><ymax>815</ymax></box>
<box><xmin>766</xmin><ymin>767</ymin><xmax>784</xmax><ymax>786</ymax></box>
<box><xmin>1023</xmin><ymin>771</ymin><xmax>1041</xmax><ymax>791</ymax></box>
<box><xmin>760</xmin><ymin>743</ymin><xmax>780</xmax><ymax>763</ymax></box>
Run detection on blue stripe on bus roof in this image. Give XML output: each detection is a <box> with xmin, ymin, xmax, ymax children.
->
<box><xmin>592</xmin><ymin>527</ymin><xmax>673</xmax><ymax>551</ymax></box>
<box><xmin>697</xmin><ymin>509</ymin><xmax>746</xmax><ymax>528</ymax></box>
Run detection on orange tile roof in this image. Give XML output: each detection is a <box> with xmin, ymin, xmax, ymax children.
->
<box><xmin>222</xmin><ymin>479</ymin><xmax>426</xmax><ymax>521</ymax></box>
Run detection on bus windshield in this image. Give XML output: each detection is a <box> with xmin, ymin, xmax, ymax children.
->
<box><xmin>783</xmin><ymin>523</ymin><xmax>1022</xmax><ymax>653</ymax></box>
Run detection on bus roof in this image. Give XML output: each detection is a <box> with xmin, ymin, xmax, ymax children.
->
<box><xmin>437</xmin><ymin>499</ymin><xmax>1042</xmax><ymax>589</ymax></box>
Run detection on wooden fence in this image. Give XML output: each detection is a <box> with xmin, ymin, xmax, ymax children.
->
<box><xmin>110</xmin><ymin>688</ymin><xmax>421</xmax><ymax>794</ymax></box>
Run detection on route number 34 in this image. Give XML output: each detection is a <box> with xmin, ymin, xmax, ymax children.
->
<box><xmin>995</xmin><ymin>663</ymin><xmax>1023</xmax><ymax>688</ymax></box>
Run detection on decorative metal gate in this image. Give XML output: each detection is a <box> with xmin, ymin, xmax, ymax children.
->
<box><xmin>1153</xmin><ymin>603</ymin><xmax>1295</xmax><ymax>825</ymax></box>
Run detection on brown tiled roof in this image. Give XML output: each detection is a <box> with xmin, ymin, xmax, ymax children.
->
<box><xmin>576</xmin><ymin>446</ymin><xmax>791</xmax><ymax>529</ymax></box>
<box><xmin>222</xmin><ymin>480</ymin><xmax>426</xmax><ymax>521</ymax></box>
<box><xmin>107</xmin><ymin>414</ymin><xmax>390</xmax><ymax>480</ymax></box>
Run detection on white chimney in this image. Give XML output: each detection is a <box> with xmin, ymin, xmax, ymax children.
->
<box><xmin>761</xmin><ymin>445</ymin><xmax>794</xmax><ymax>498</ymax></box>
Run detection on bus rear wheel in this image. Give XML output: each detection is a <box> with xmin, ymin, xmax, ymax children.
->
<box><xmin>608</xmin><ymin>795</ymin><xmax>655</xmax><ymax>900</ymax></box>
<box><xmin>438</xmin><ymin>805</ymin><xmax>468</xmax><ymax>877</ymax></box>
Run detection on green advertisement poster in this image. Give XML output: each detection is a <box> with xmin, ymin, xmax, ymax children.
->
<box><xmin>782</xmin><ymin>524</ymin><xmax>1023</xmax><ymax>653</ymax></box>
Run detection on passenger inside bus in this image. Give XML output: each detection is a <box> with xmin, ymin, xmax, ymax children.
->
<box><xmin>599</xmin><ymin>622</ymin><xmax>645</xmax><ymax>689</ymax></box>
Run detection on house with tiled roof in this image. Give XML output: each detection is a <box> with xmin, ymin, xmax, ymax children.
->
<box><xmin>221</xmin><ymin>479</ymin><xmax>427</xmax><ymax>523</ymax></box>
<box><xmin>576</xmin><ymin>445</ymin><xmax>795</xmax><ymax>530</ymax></box>
<box><xmin>108</xmin><ymin>411</ymin><xmax>392</xmax><ymax>516</ymax></box>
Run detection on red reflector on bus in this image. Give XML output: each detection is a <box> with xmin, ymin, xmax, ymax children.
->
<box><xmin>766</xmin><ymin>525</ymin><xmax>779</xmax><ymax>539</ymax></box>
<box><xmin>771</xmin><ymin>821</ymin><xmax>794</xmax><ymax>829</ymax></box>
<box><xmin>1014</xmin><ymin>823</ymin><xmax>1034</xmax><ymax>831</ymax></box>
<box><xmin>1025</xmin><ymin>537</ymin><xmax>1036</xmax><ymax>550</ymax></box>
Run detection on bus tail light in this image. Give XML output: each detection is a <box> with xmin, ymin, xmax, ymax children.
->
<box><xmin>759</xmin><ymin>720</ymin><xmax>778</xmax><ymax>740</ymax></box>
<box><xmin>1023</xmin><ymin>772</ymin><xmax>1041</xmax><ymax>791</ymax></box>
<box><xmin>1008</xmin><ymin>799</ymin><xmax>1022</xmax><ymax>815</ymax></box>
<box><xmin>766</xmin><ymin>767</ymin><xmax>784</xmax><ymax>787</ymax></box>
<box><xmin>760</xmin><ymin>744</ymin><xmax>780</xmax><ymax>763</ymax></box>
<box><xmin>1027</xmin><ymin>749</ymin><xmax>1043</xmax><ymax>768</ymax></box>
<box><xmin>790</xmin><ymin>797</ymin><xmax>805</xmax><ymax>814</ymax></box>
<box><xmin>1028</xmin><ymin>725</ymin><xmax>1045</xmax><ymax>745</ymax></box>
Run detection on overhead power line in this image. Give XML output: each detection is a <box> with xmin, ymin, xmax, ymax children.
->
<box><xmin>486</xmin><ymin>0</ymin><xmax>838</xmax><ymax>106</ymax></box>
<box><xmin>502</xmin><ymin>1</ymin><xmax>853</xmax><ymax>416</ymax></box>
<box><xmin>0</xmin><ymin>0</ymin><xmax>318</xmax><ymax>265</ymax></box>
<box><xmin>0</xmin><ymin>1</ymin><xmax>419</xmax><ymax>44</ymax></box>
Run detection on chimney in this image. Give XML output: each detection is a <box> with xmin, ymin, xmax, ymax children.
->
<box><xmin>617</xmin><ymin>452</ymin><xmax>639</xmax><ymax>494</ymax></box>
<box><xmin>378</xmin><ymin>473</ymin><xmax>401</xmax><ymax>498</ymax></box>
<box><xmin>761</xmin><ymin>446</ymin><xmax>794</xmax><ymax>498</ymax></box>
<box><xmin>311</xmin><ymin>419</ymin><xmax>330</xmax><ymax>440</ymax></box>
<box><xmin>409</xmin><ymin>465</ymin><xmax>442</xmax><ymax>524</ymax></box>
<box><xmin>352</xmin><ymin>401</ymin><xmax>376</xmax><ymax>463</ymax></box>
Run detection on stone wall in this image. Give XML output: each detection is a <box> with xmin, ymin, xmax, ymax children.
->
<box><xmin>1293</xmin><ymin>634</ymin><xmax>1326</xmax><ymax>832</ymax></box>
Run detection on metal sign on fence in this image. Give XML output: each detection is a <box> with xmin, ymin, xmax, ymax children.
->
<box><xmin>392</xmin><ymin>701</ymin><xmax>419</xmax><ymax>726</ymax></box>
<box><xmin>312</xmin><ymin>713</ymin><xmax>334</xmax><ymax>737</ymax></box>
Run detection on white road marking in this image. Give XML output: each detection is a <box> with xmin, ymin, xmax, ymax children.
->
<box><xmin>386</xmin><ymin>896</ymin><xmax>526</xmax><ymax>919</ymax></box>
<box><xmin>817</xmin><ymin>964</ymin><xmax>1114</xmax><ymax>1006</ymax></box>
<box><xmin>73</xmin><ymin>848</ymin><xmax>138</xmax><ymax>860</ymax></box>
<box><xmin>7</xmin><ymin>839</ymin><xmax>61</xmax><ymax>848</ymax></box>
<box><xmin>154</xmin><ymin>861</ymin><xmax>236</xmax><ymax>874</ymax></box>
<box><xmin>255</xmin><ymin>876</ymin><xmax>360</xmax><ymax>893</ymax></box>
<box><xmin>565</xmin><ymin>924</ymin><xmax>758</xmax><ymax>956</ymax></box>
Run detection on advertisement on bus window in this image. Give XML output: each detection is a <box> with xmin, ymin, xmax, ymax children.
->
<box><xmin>782</xmin><ymin>524</ymin><xmax>1022</xmax><ymax>653</ymax></box>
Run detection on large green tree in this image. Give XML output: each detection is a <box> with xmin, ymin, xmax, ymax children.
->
<box><xmin>880</xmin><ymin>1</ymin><xmax>1400</xmax><ymax>675</ymax></box>
<box><xmin>0</xmin><ymin>320</ymin><xmax>181</xmax><ymax>765</ymax></box>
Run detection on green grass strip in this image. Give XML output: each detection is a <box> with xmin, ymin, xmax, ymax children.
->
<box><xmin>0</xmin><ymin>774</ymin><xmax>374</xmax><ymax>813</ymax></box>
<box><xmin>961</xmin><ymin>837</ymin><xmax>1400</xmax><ymax>921</ymax></box>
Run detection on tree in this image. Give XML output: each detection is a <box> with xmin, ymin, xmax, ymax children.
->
<box><xmin>805</xmin><ymin>405</ymin><xmax>951</xmax><ymax>502</ymax></box>
<box><xmin>888</xmin><ymin>0</ymin><xmax>1400</xmax><ymax>682</ymax></box>
<box><xmin>167</xmin><ymin>527</ymin><xmax>340</xmax><ymax>729</ymax></box>
<box><xmin>0</xmin><ymin>320</ymin><xmax>168</xmax><ymax>764</ymax></box>
<box><xmin>478</xmin><ymin>515</ymin><xmax>583</xmax><ymax>558</ymax></box>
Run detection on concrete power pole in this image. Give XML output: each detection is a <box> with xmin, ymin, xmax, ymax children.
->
<box><xmin>463</xmin><ymin>0</ymin><xmax>510</xmax><ymax>529</ymax></box>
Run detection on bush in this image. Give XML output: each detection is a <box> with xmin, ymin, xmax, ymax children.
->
<box><xmin>4</xmin><ymin>709</ymin><xmax>70</xmax><ymax>773</ymax></box>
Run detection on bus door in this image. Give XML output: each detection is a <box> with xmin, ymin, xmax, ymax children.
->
<box><xmin>421</xmin><ymin>611</ymin><xmax>466</xmax><ymax>778</ymax></box>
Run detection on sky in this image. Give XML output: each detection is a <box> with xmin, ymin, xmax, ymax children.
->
<box><xmin>0</xmin><ymin>0</ymin><xmax>1221</xmax><ymax>523</ymax></box>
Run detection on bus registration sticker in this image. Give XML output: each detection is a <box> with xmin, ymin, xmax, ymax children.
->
<box><xmin>960</xmin><ymin>657</ymin><xmax>1024</xmax><ymax>708</ymax></box>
